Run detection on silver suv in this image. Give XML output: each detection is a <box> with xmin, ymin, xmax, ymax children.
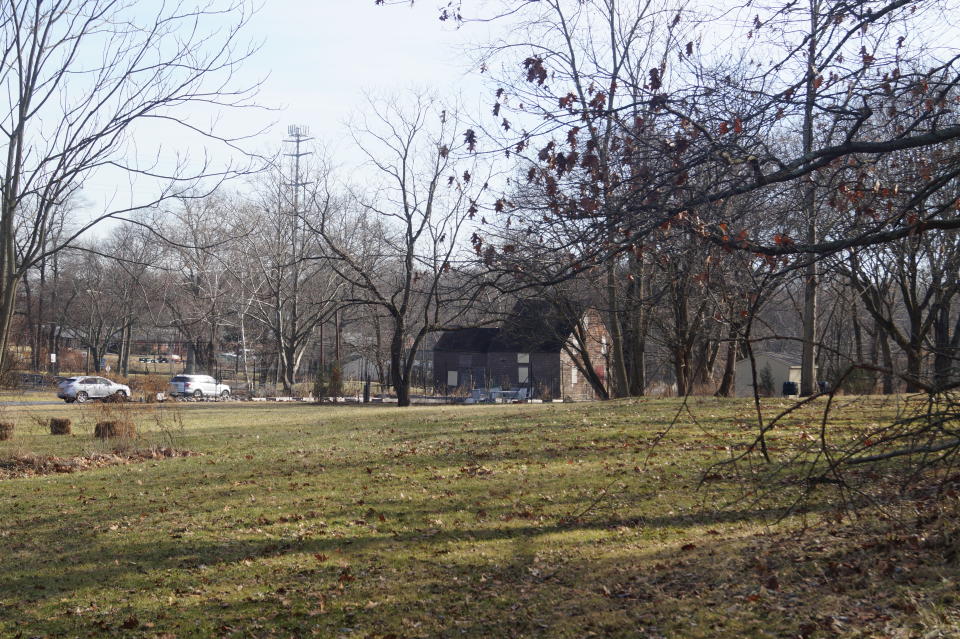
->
<box><xmin>57</xmin><ymin>376</ymin><xmax>131</xmax><ymax>403</ymax></box>
<box><xmin>168</xmin><ymin>374</ymin><xmax>230</xmax><ymax>400</ymax></box>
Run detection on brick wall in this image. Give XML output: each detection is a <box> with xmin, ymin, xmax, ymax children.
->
<box><xmin>560</xmin><ymin>309</ymin><xmax>610</xmax><ymax>401</ymax></box>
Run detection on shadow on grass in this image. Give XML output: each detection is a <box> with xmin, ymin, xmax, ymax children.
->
<box><xmin>7</xmin><ymin>498</ymin><xmax>953</xmax><ymax>639</ymax></box>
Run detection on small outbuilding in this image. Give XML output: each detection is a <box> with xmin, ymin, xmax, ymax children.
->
<box><xmin>734</xmin><ymin>352</ymin><xmax>816</xmax><ymax>397</ymax></box>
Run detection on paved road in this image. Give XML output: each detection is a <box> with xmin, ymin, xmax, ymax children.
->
<box><xmin>0</xmin><ymin>400</ymin><xmax>65</xmax><ymax>406</ymax></box>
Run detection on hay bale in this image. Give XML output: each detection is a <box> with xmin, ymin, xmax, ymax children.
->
<box><xmin>94</xmin><ymin>420</ymin><xmax>136</xmax><ymax>439</ymax></box>
<box><xmin>49</xmin><ymin>418</ymin><xmax>72</xmax><ymax>435</ymax></box>
<box><xmin>0</xmin><ymin>422</ymin><xmax>13</xmax><ymax>441</ymax></box>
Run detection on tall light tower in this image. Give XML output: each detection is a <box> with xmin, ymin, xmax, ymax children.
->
<box><xmin>284</xmin><ymin>125</ymin><xmax>312</xmax><ymax>217</ymax></box>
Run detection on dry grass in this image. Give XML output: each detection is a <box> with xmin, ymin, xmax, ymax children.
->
<box><xmin>0</xmin><ymin>397</ymin><xmax>957</xmax><ymax>638</ymax></box>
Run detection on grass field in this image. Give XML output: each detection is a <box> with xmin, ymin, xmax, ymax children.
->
<box><xmin>0</xmin><ymin>396</ymin><xmax>958</xmax><ymax>638</ymax></box>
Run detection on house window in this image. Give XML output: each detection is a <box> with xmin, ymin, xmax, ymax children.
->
<box><xmin>517</xmin><ymin>353</ymin><xmax>529</xmax><ymax>364</ymax></box>
<box><xmin>571</xmin><ymin>366</ymin><xmax>578</xmax><ymax>384</ymax></box>
<box><xmin>447</xmin><ymin>371</ymin><xmax>459</xmax><ymax>387</ymax></box>
<box><xmin>601</xmin><ymin>336</ymin><xmax>607</xmax><ymax>355</ymax></box>
<box><xmin>518</xmin><ymin>365</ymin><xmax>529</xmax><ymax>384</ymax></box>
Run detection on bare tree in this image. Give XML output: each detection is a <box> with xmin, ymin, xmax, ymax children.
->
<box><xmin>0</xmin><ymin>0</ymin><xmax>259</xmax><ymax>373</ymax></box>
<box><xmin>238</xmin><ymin>151</ymin><xmax>344</xmax><ymax>394</ymax></box>
<box><xmin>158</xmin><ymin>196</ymin><xmax>238</xmax><ymax>376</ymax></box>
<box><xmin>315</xmin><ymin>93</ymin><xmax>484</xmax><ymax>407</ymax></box>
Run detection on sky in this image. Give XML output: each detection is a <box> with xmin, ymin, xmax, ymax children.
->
<box><xmin>246</xmin><ymin>2</ymin><xmax>481</xmax><ymax>139</ymax></box>
<box><xmin>77</xmin><ymin>1</ymin><xmax>493</xmax><ymax>223</ymax></box>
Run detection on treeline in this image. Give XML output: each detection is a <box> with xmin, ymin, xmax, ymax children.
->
<box><xmin>5</xmin><ymin>0</ymin><xmax>960</xmax><ymax>410</ymax></box>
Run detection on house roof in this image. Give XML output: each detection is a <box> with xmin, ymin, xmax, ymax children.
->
<box><xmin>488</xmin><ymin>299</ymin><xmax>578</xmax><ymax>353</ymax></box>
<box><xmin>435</xmin><ymin>300</ymin><xmax>587</xmax><ymax>355</ymax></box>
<box><xmin>433</xmin><ymin>328</ymin><xmax>499</xmax><ymax>353</ymax></box>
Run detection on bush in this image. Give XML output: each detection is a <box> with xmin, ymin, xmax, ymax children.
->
<box><xmin>57</xmin><ymin>349</ymin><xmax>84</xmax><ymax>372</ymax></box>
<box><xmin>313</xmin><ymin>365</ymin><xmax>328</xmax><ymax>400</ymax></box>
<box><xmin>291</xmin><ymin>382</ymin><xmax>312</xmax><ymax>399</ymax></box>
<box><xmin>838</xmin><ymin>366</ymin><xmax>876</xmax><ymax>395</ymax></box>
<box><xmin>758</xmin><ymin>365</ymin><xmax>775</xmax><ymax>397</ymax></box>
<box><xmin>116</xmin><ymin>374</ymin><xmax>167</xmax><ymax>402</ymax></box>
<box><xmin>49</xmin><ymin>418</ymin><xmax>72</xmax><ymax>435</ymax></box>
<box><xmin>328</xmin><ymin>361</ymin><xmax>343</xmax><ymax>397</ymax></box>
<box><xmin>0</xmin><ymin>351</ymin><xmax>23</xmax><ymax>389</ymax></box>
<box><xmin>0</xmin><ymin>422</ymin><xmax>13</xmax><ymax>440</ymax></box>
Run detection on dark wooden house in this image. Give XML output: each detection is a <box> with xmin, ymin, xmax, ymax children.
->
<box><xmin>433</xmin><ymin>301</ymin><xmax>610</xmax><ymax>401</ymax></box>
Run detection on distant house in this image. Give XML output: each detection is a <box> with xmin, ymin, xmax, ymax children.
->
<box><xmin>735</xmin><ymin>352</ymin><xmax>816</xmax><ymax>397</ymax></box>
<box><xmin>433</xmin><ymin>301</ymin><xmax>610</xmax><ymax>401</ymax></box>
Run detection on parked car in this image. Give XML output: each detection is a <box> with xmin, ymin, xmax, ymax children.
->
<box><xmin>168</xmin><ymin>374</ymin><xmax>230</xmax><ymax>400</ymax></box>
<box><xmin>57</xmin><ymin>376</ymin><xmax>131</xmax><ymax>403</ymax></box>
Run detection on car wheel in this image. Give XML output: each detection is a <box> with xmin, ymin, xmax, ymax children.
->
<box><xmin>75</xmin><ymin>391</ymin><xmax>88</xmax><ymax>404</ymax></box>
<box><xmin>220</xmin><ymin>390</ymin><xmax>230</xmax><ymax>400</ymax></box>
<box><xmin>114</xmin><ymin>390</ymin><xmax>127</xmax><ymax>402</ymax></box>
<box><xmin>193</xmin><ymin>389</ymin><xmax>203</xmax><ymax>400</ymax></box>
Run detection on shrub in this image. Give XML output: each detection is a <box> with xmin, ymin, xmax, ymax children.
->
<box><xmin>291</xmin><ymin>382</ymin><xmax>312</xmax><ymax>399</ymax></box>
<box><xmin>0</xmin><ymin>351</ymin><xmax>23</xmax><ymax>389</ymax></box>
<box><xmin>49</xmin><ymin>418</ymin><xmax>72</xmax><ymax>435</ymax></box>
<box><xmin>94</xmin><ymin>420</ymin><xmax>136</xmax><ymax>439</ymax></box>
<box><xmin>328</xmin><ymin>361</ymin><xmax>343</xmax><ymax>397</ymax></box>
<box><xmin>57</xmin><ymin>349</ymin><xmax>84</xmax><ymax>372</ymax></box>
<box><xmin>313</xmin><ymin>365</ymin><xmax>328</xmax><ymax>401</ymax></box>
<box><xmin>537</xmin><ymin>383</ymin><xmax>555</xmax><ymax>402</ymax></box>
<box><xmin>758</xmin><ymin>365</ymin><xmax>775</xmax><ymax>397</ymax></box>
<box><xmin>0</xmin><ymin>422</ymin><xmax>13</xmax><ymax>440</ymax></box>
<box><xmin>839</xmin><ymin>366</ymin><xmax>876</xmax><ymax>395</ymax></box>
<box><xmin>116</xmin><ymin>374</ymin><xmax>166</xmax><ymax>402</ymax></box>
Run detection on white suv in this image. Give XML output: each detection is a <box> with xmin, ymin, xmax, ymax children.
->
<box><xmin>57</xmin><ymin>376</ymin><xmax>131</xmax><ymax>403</ymax></box>
<box><xmin>168</xmin><ymin>374</ymin><xmax>230</xmax><ymax>400</ymax></box>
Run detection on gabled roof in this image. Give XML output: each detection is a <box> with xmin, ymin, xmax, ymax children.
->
<box><xmin>488</xmin><ymin>299</ymin><xmax>577</xmax><ymax>353</ymax></box>
<box><xmin>434</xmin><ymin>300</ymin><xmax>588</xmax><ymax>355</ymax></box>
<box><xmin>433</xmin><ymin>328</ymin><xmax>499</xmax><ymax>353</ymax></box>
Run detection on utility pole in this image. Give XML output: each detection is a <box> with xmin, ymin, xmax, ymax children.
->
<box><xmin>285</xmin><ymin>125</ymin><xmax>312</xmax><ymax>219</ymax></box>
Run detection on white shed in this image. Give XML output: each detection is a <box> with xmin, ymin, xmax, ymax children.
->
<box><xmin>735</xmin><ymin>352</ymin><xmax>814</xmax><ymax>397</ymax></box>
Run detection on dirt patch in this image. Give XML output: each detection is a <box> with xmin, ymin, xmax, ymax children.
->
<box><xmin>0</xmin><ymin>447</ymin><xmax>200</xmax><ymax>480</ymax></box>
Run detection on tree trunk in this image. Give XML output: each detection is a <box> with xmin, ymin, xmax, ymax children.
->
<box><xmin>0</xmin><ymin>276</ymin><xmax>21</xmax><ymax>374</ymax></box>
<box><xmin>933</xmin><ymin>304</ymin><xmax>957</xmax><ymax>391</ymax></box>
<box><xmin>605</xmin><ymin>261</ymin><xmax>629</xmax><ymax>397</ymax></box>
<box><xmin>905</xmin><ymin>346</ymin><xmax>923</xmax><ymax>392</ymax></box>
<box><xmin>625</xmin><ymin>252</ymin><xmax>647</xmax><ymax>395</ymax></box>
<box><xmin>716</xmin><ymin>324</ymin><xmax>739</xmax><ymax>397</ymax></box>
<box><xmin>390</xmin><ymin>317</ymin><xmax>411</xmax><ymax>407</ymax></box>
<box><xmin>120</xmin><ymin>322</ymin><xmax>132</xmax><ymax>376</ymax></box>
<box><xmin>281</xmin><ymin>343</ymin><xmax>297</xmax><ymax>393</ymax></box>
<box><xmin>800</xmin><ymin>1</ymin><xmax>820</xmax><ymax>397</ymax></box>
<box><xmin>674</xmin><ymin>346</ymin><xmax>690</xmax><ymax>397</ymax></box>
